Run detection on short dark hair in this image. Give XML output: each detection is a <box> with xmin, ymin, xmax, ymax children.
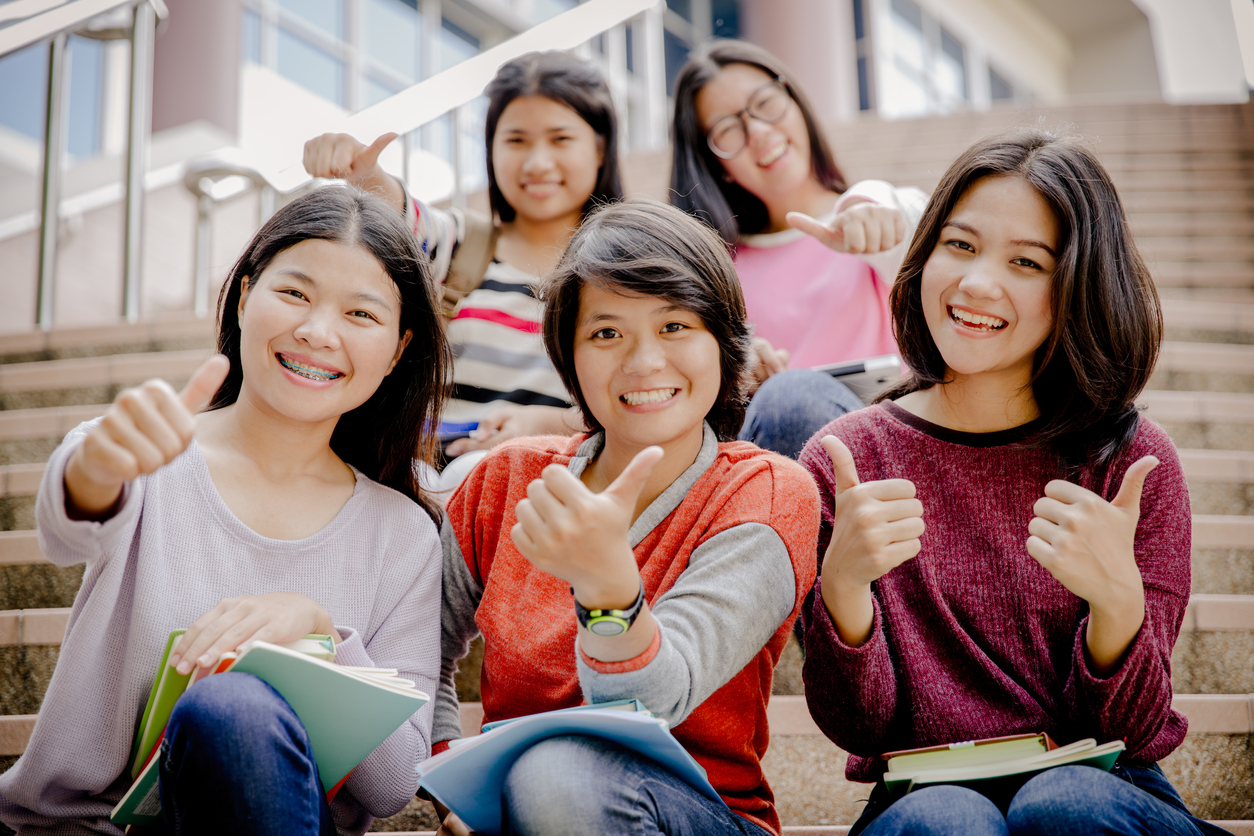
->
<box><xmin>882</xmin><ymin>129</ymin><xmax>1162</xmax><ymax>476</ymax></box>
<box><xmin>484</xmin><ymin>51</ymin><xmax>623</xmax><ymax>223</ymax></box>
<box><xmin>211</xmin><ymin>187</ymin><xmax>452</xmax><ymax>522</ymax></box>
<box><xmin>542</xmin><ymin>199</ymin><xmax>753</xmax><ymax>441</ymax></box>
<box><xmin>669</xmin><ymin>39</ymin><xmax>847</xmax><ymax>244</ymax></box>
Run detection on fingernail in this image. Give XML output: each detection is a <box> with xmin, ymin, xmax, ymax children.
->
<box><xmin>175</xmin><ymin>660</ymin><xmax>191</xmax><ymax>675</ymax></box>
<box><xmin>168</xmin><ymin>654</ymin><xmax>181</xmax><ymax>669</ymax></box>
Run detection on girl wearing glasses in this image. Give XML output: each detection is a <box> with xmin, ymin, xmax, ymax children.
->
<box><xmin>671</xmin><ymin>40</ymin><xmax>926</xmax><ymax>459</ymax></box>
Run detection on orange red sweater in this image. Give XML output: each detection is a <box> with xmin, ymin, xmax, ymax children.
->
<box><xmin>436</xmin><ymin>428</ymin><xmax>820</xmax><ymax>834</ymax></box>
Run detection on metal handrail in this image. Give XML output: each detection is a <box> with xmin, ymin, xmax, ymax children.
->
<box><xmin>11</xmin><ymin>0</ymin><xmax>169</xmax><ymax>330</ymax></box>
<box><xmin>265</xmin><ymin>0</ymin><xmax>658</xmax><ymax>192</ymax></box>
<box><xmin>182</xmin><ymin>0</ymin><xmax>660</xmax><ymax>319</ymax></box>
<box><xmin>0</xmin><ymin>0</ymin><xmax>167</xmax><ymax>56</ymax></box>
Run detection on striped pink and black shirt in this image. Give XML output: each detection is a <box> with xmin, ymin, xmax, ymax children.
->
<box><xmin>403</xmin><ymin>194</ymin><xmax>570</xmax><ymax>434</ymax></box>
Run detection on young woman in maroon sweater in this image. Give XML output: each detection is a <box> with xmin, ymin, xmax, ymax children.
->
<box><xmin>798</xmin><ymin>131</ymin><xmax>1227</xmax><ymax>835</ymax></box>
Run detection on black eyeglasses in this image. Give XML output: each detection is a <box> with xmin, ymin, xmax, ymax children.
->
<box><xmin>705</xmin><ymin>79</ymin><xmax>791</xmax><ymax>160</ymax></box>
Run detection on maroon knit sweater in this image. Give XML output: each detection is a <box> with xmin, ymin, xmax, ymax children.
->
<box><xmin>798</xmin><ymin>402</ymin><xmax>1191</xmax><ymax>782</ymax></box>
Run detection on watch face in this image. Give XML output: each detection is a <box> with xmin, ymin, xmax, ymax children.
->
<box><xmin>588</xmin><ymin>617</ymin><xmax>629</xmax><ymax>636</ymax></box>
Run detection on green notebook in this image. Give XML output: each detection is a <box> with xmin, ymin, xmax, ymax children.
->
<box><xmin>112</xmin><ymin>639</ymin><xmax>426</xmax><ymax>826</ymax></box>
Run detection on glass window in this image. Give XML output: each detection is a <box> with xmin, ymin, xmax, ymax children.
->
<box><xmin>366</xmin><ymin>0</ymin><xmax>420</xmax><ymax>82</ymax></box>
<box><xmin>624</xmin><ymin>23</ymin><xmax>634</xmax><ymax>73</ymax></box>
<box><xmin>0</xmin><ymin>41</ymin><xmax>48</xmax><ymax>140</ymax></box>
<box><xmin>279</xmin><ymin>0</ymin><xmax>343</xmax><ymax>39</ymax></box>
<box><xmin>277</xmin><ymin>27</ymin><xmax>344</xmax><ymax>105</ymax></box>
<box><xmin>936</xmin><ymin>27</ymin><xmax>966</xmax><ymax>105</ymax></box>
<box><xmin>890</xmin><ymin>0</ymin><xmax>923</xmax><ymax>33</ymax></box>
<box><xmin>666</xmin><ymin>0</ymin><xmax>692</xmax><ymax>21</ymax></box>
<box><xmin>664</xmin><ymin>28</ymin><xmax>688</xmax><ymax>95</ymax></box>
<box><xmin>67</xmin><ymin>35</ymin><xmax>103</xmax><ymax>158</ymax></box>
<box><xmin>712</xmin><ymin>0</ymin><xmax>738</xmax><ymax>38</ymax></box>
<box><xmin>857</xmin><ymin>55</ymin><xmax>871</xmax><ymax>111</ymax></box>
<box><xmin>853</xmin><ymin>0</ymin><xmax>865</xmax><ymax>40</ymax></box>
<box><xmin>989</xmin><ymin>67</ymin><xmax>1014</xmax><ymax>100</ymax></box>
<box><xmin>363</xmin><ymin>76</ymin><xmax>400</xmax><ymax>107</ymax></box>
<box><xmin>241</xmin><ymin>9</ymin><xmax>261</xmax><ymax>64</ymax></box>
<box><xmin>439</xmin><ymin>19</ymin><xmax>478</xmax><ymax>72</ymax></box>
<box><xmin>533</xmin><ymin>0</ymin><xmax>576</xmax><ymax>24</ymax></box>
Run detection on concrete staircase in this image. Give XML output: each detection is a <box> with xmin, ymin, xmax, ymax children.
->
<box><xmin>1</xmin><ymin>98</ymin><xmax>1253</xmax><ymax>833</ymax></box>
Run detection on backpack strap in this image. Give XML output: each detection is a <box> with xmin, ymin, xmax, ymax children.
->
<box><xmin>442</xmin><ymin>208</ymin><xmax>498</xmax><ymax>318</ymax></box>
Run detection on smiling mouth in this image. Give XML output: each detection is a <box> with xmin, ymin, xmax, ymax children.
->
<box><xmin>949</xmin><ymin>306</ymin><xmax>1008</xmax><ymax>331</ymax></box>
<box><xmin>758</xmin><ymin>142</ymin><xmax>787</xmax><ymax>167</ymax></box>
<box><xmin>278</xmin><ymin>355</ymin><xmax>343</xmax><ymax>381</ymax></box>
<box><xmin>621</xmin><ymin>389</ymin><xmax>677</xmax><ymax>406</ymax></box>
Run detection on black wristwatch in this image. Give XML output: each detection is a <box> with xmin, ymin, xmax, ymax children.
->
<box><xmin>572</xmin><ymin>581</ymin><xmax>646</xmax><ymax>637</ymax></box>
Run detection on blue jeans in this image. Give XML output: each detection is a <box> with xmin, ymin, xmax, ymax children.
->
<box><xmin>851</xmin><ymin>763</ymin><xmax>1231</xmax><ymax>836</ymax></box>
<box><xmin>156</xmin><ymin>672</ymin><xmax>337</xmax><ymax>836</ymax></box>
<box><xmin>739</xmin><ymin>369</ymin><xmax>864</xmax><ymax>460</ymax></box>
<box><xmin>501</xmin><ymin>735</ymin><xmax>771</xmax><ymax>836</ymax></box>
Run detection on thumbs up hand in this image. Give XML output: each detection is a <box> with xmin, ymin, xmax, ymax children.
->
<box><xmin>65</xmin><ymin>355</ymin><xmax>230</xmax><ymax>518</ymax></box>
<box><xmin>511</xmin><ymin>446</ymin><xmax>663</xmax><ymax>607</ymax></box>
<box><xmin>301</xmin><ymin>132</ymin><xmax>404</xmax><ymax>213</ymax></box>
<box><xmin>1026</xmin><ymin>457</ymin><xmax>1158</xmax><ymax>669</ymax></box>
<box><xmin>818</xmin><ymin>436</ymin><xmax>925</xmax><ymax>646</ymax></box>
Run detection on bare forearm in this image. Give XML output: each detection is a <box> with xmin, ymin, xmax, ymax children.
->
<box><xmin>820</xmin><ymin>575</ymin><xmax>875</xmax><ymax>647</ymax></box>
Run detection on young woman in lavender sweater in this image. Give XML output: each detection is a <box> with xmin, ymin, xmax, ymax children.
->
<box><xmin>0</xmin><ymin>188</ymin><xmax>451</xmax><ymax>835</ymax></box>
<box><xmin>798</xmin><ymin>131</ymin><xmax>1227</xmax><ymax>835</ymax></box>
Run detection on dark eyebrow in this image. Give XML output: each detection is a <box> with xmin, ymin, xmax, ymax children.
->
<box><xmin>942</xmin><ymin>221</ymin><xmax>1056</xmax><ymax>258</ymax></box>
<box><xmin>275</xmin><ymin>268</ymin><xmax>394</xmax><ymax>313</ymax></box>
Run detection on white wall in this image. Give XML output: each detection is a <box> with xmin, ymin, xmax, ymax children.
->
<box><xmin>1132</xmin><ymin>0</ymin><xmax>1249</xmax><ymax>102</ymax></box>
<box><xmin>1068</xmin><ymin>15</ymin><xmax>1160</xmax><ymax>98</ymax></box>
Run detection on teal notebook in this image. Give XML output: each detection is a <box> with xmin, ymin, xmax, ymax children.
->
<box><xmin>111</xmin><ymin>641</ymin><xmax>427</xmax><ymax>826</ymax></box>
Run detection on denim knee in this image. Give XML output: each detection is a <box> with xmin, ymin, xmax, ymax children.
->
<box><xmin>1007</xmin><ymin>765</ymin><xmax>1129</xmax><ymax>835</ymax></box>
<box><xmin>864</xmin><ymin>786</ymin><xmax>1008</xmax><ymax>836</ymax></box>
<box><xmin>167</xmin><ymin>672</ymin><xmax>300</xmax><ymax>757</ymax></box>
<box><xmin>504</xmin><ymin>736</ymin><xmax>623</xmax><ymax>832</ymax></box>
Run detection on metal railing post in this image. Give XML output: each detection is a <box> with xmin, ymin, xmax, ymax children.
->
<box><xmin>192</xmin><ymin>188</ymin><xmax>213</xmax><ymax>318</ymax></box>
<box><xmin>451</xmin><ymin>105</ymin><xmax>465</xmax><ymax>208</ymax></box>
<box><xmin>36</xmin><ymin>32</ymin><xmax>70</xmax><ymax>331</ymax></box>
<box><xmin>121</xmin><ymin>0</ymin><xmax>155</xmax><ymax>322</ymax></box>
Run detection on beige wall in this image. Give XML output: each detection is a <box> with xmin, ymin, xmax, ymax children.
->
<box><xmin>739</xmin><ymin>0</ymin><xmax>862</xmax><ymax>123</ymax></box>
<box><xmin>152</xmin><ymin>0</ymin><xmax>243</xmax><ymax>137</ymax></box>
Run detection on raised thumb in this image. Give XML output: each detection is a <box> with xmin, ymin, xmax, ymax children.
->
<box><xmin>179</xmin><ymin>354</ymin><xmax>230</xmax><ymax>413</ymax></box>
<box><xmin>359</xmin><ymin>132</ymin><xmax>398</xmax><ymax>169</ymax></box>
<box><xmin>1111</xmin><ymin>455</ymin><xmax>1159</xmax><ymax>516</ymax></box>
<box><xmin>821</xmin><ymin>435</ymin><xmax>860</xmax><ymax>494</ymax></box>
<box><xmin>604</xmin><ymin>446</ymin><xmax>664</xmax><ymax>506</ymax></box>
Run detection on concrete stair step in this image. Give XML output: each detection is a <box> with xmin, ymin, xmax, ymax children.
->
<box><xmin>1149</xmin><ymin>342</ymin><xmax>1254</xmax><ymax>394</ymax></box>
<box><xmin>3</xmin><ymin>594</ymin><xmax>1250</xmax><ymax>717</ymax></box>
<box><xmin>0</xmin><ymin>339</ymin><xmax>1244</xmax><ymax>414</ymax></box>
<box><xmin>0</xmin><ymin>314</ymin><xmax>214</xmax><ymax>364</ymax></box>
<box><xmin>1149</xmin><ymin>263</ymin><xmax>1254</xmax><ymax>289</ymax></box>
<box><xmin>0</xmin><ymin>349</ymin><xmax>211</xmax><ymax>411</ymax></box>
<box><xmin>3</xmin><ymin>693</ymin><xmax>1251</xmax><ymax>827</ymax></box>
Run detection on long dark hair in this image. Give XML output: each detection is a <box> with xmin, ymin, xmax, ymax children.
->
<box><xmin>883</xmin><ymin>129</ymin><xmax>1162</xmax><ymax>477</ymax></box>
<box><xmin>542</xmin><ymin>199</ymin><xmax>753</xmax><ymax>441</ymax></box>
<box><xmin>669</xmin><ymin>39</ymin><xmax>847</xmax><ymax>245</ymax></box>
<box><xmin>484</xmin><ymin>50</ymin><xmax>623</xmax><ymax>223</ymax></box>
<box><xmin>211</xmin><ymin>187</ymin><xmax>452</xmax><ymax>522</ymax></box>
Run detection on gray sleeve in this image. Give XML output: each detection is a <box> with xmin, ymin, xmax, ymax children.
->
<box><xmin>576</xmin><ymin>522</ymin><xmax>796</xmax><ymax>727</ymax></box>
<box><xmin>434</xmin><ymin>515</ymin><xmax>484</xmax><ymax>744</ymax></box>
<box><xmin>35</xmin><ymin>420</ymin><xmax>146</xmax><ymax>568</ymax></box>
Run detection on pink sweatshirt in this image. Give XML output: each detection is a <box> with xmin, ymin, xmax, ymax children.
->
<box><xmin>734</xmin><ymin>181</ymin><xmax>928</xmax><ymax>368</ymax></box>
<box><xmin>798</xmin><ymin>403</ymin><xmax>1191</xmax><ymax>782</ymax></box>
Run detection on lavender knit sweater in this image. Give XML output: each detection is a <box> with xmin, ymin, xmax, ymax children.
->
<box><xmin>799</xmin><ymin>403</ymin><xmax>1191</xmax><ymax>783</ymax></box>
<box><xmin>0</xmin><ymin>422</ymin><xmax>443</xmax><ymax>835</ymax></box>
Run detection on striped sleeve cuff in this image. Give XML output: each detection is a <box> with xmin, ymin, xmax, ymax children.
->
<box><xmin>578</xmin><ymin>624</ymin><xmax>662</xmax><ymax>674</ymax></box>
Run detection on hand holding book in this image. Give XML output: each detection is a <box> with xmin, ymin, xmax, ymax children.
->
<box><xmin>168</xmin><ymin>592</ymin><xmax>341</xmax><ymax>676</ymax></box>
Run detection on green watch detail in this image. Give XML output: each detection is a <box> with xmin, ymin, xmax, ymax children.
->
<box><xmin>573</xmin><ymin>581</ymin><xmax>646</xmax><ymax>637</ymax></box>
